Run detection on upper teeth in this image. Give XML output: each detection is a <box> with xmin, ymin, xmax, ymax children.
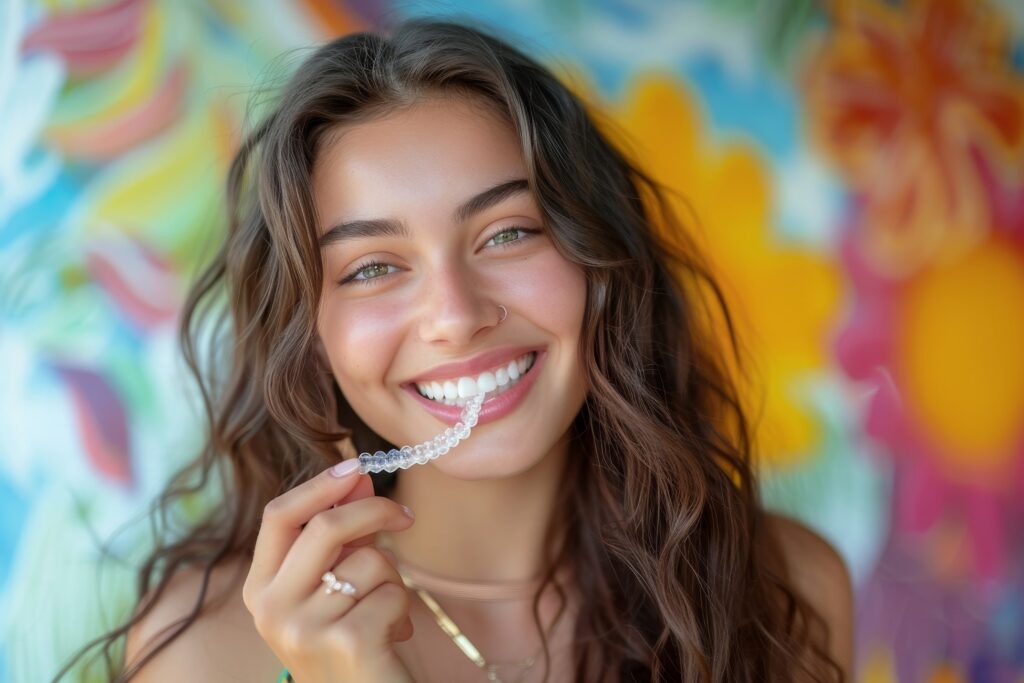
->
<box><xmin>415</xmin><ymin>352</ymin><xmax>537</xmax><ymax>403</ymax></box>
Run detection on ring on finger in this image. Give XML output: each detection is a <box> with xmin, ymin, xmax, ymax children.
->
<box><xmin>321</xmin><ymin>571</ymin><xmax>358</xmax><ymax>596</ymax></box>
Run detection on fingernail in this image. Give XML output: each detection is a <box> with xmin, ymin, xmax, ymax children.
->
<box><xmin>329</xmin><ymin>459</ymin><xmax>360</xmax><ymax>478</ymax></box>
<box><xmin>400</xmin><ymin>504</ymin><xmax>415</xmax><ymax>519</ymax></box>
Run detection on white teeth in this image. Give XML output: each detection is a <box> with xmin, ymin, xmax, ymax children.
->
<box><xmin>477</xmin><ymin>371</ymin><xmax>497</xmax><ymax>392</ymax></box>
<box><xmin>457</xmin><ymin>376</ymin><xmax>477</xmax><ymax>398</ymax></box>
<box><xmin>442</xmin><ymin>381</ymin><xmax>458</xmax><ymax>400</ymax></box>
<box><xmin>414</xmin><ymin>352</ymin><xmax>537</xmax><ymax>404</ymax></box>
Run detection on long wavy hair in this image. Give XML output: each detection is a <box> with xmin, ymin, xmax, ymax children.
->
<box><xmin>55</xmin><ymin>17</ymin><xmax>843</xmax><ymax>683</ymax></box>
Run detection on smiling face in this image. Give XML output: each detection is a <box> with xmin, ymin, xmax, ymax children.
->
<box><xmin>313</xmin><ymin>94</ymin><xmax>589</xmax><ymax>479</ymax></box>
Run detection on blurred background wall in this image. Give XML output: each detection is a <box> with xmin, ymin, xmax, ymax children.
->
<box><xmin>1</xmin><ymin>0</ymin><xmax>1022</xmax><ymax>681</ymax></box>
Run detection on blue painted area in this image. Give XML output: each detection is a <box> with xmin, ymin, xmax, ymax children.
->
<box><xmin>401</xmin><ymin>1</ymin><xmax>547</xmax><ymax>42</ymax></box>
<box><xmin>595</xmin><ymin>0</ymin><xmax>647</xmax><ymax>31</ymax></box>
<box><xmin>1012</xmin><ymin>39</ymin><xmax>1024</xmax><ymax>72</ymax></box>
<box><xmin>0</xmin><ymin>473</ymin><xmax>30</xmax><ymax>590</ymax></box>
<box><xmin>680</xmin><ymin>54</ymin><xmax>798</xmax><ymax>156</ymax></box>
<box><xmin>0</xmin><ymin>169</ymin><xmax>80</xmax><ymax>251</ymax></box>
<box><xmin>0</xmin><ymin>474</ymin><xmax>31</xmax><ymax>679</ymax></box>
<box><xmin>0</xmin><ymin>470</ymin><xmax>37</xmax><ymax>682</ymax></box>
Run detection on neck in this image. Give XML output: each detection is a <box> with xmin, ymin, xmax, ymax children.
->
<box><xmin>380</xmin><ymin>430</ymin><xmax>572</xmax><ymax>583</ymax></box>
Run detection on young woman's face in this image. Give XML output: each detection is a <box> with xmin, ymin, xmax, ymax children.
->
<box><xmin>313</xmin><ymin>95</ymin><xmax>588</xmax><ymax>479</ymax></box>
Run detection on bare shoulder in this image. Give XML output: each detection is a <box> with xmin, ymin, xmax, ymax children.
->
<box><xmin>765</xmin><ymin>512</ymin><xmax>855</xmax><ymax>678</ymax></box>
<box><xmin>124</xmin><ymin>555</ymin><xmax>283</xmax><ymax>682</ymax></box>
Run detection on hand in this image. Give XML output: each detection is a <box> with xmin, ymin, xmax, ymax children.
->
<box><xmin>243</xmin><ymin>461</ymin><xmax>416</xmax><ymax>683</ymax></box>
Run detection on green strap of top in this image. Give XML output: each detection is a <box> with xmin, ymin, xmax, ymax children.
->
<box><xmin>277</xmin><ymin>668</ymin><xmax>293</xmax><ymax>682</ymax></box>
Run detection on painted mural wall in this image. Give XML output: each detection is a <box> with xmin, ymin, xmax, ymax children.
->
<box><xmin>1</xmin><ymin>0</ymin><xmax>1021</xmax><ymax>680</ymax></box>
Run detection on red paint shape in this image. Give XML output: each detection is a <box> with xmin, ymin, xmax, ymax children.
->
<box><xmin>22</xmin><ymin>0</ymin><xmax>144</xmax><ymax>76</ymax></box>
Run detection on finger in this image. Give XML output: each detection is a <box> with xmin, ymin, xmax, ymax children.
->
<box><xmin>298</xmin><ymin>546</ymin><xmax>402</xmax><ymax>623</ymax></box>
<box><xmin>312</xmin><ymin>476</ymin><xmax>380</xmax><ymax>567</ymax></box>
<box><xmin>395</xmin><ymin>615</ymin><xmax>415</xmax><ymax>642</ymax></box>
<box><xmin>332</xmin><ymin>473</ymin><xmax>376</xmax><ymax>508</ymax></box>
<box><xmin>275</xmin><ymin>497</ymin><xmax>413</xmax><ymax>600</ymax></box>
<box><xmin>327</xmin><ymin>478</ymin><xmax>403</xmax><ymax>567</ymax></box>
<box><xmin>326</xmin><ymin>581</ymin><xmax>412</xmax><ymax>648</ymax></box>
<box><xmin>249</xmin><ymin>462</ymin><xmax>372</xmax><ymax>589</ymax></box>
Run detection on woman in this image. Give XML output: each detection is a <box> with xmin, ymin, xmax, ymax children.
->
<box><xmin>58</xmin><ymin>17</ymin><xmax>852</xmax><ymax>683</ymax></box>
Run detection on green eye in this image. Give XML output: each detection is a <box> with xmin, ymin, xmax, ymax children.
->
<box><xmin>493</xmin><ymin>228</ymin><xmax>521</xmax><ymax>244</ymax></box>
<box><xmin>339</xmin><ymin>260</ymin><xmax>396</xmax><ymax>286</ymax></box>
<box><xmin>358</xmin><ymin>263</ymin><xmax>390</xmax><ymax>279</ymax></box>
<box><xmin>489</xmin><ymin>226</ymin><xmax>540</xmax><ymax>248</ymax></box>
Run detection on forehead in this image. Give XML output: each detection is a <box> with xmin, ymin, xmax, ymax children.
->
<box><xmin>311</xmin><ymin>96</ymin><xmax>526</xmax><ymax>226</ymax></box>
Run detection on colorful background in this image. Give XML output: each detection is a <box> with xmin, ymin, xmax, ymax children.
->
<box><xmin>1</xmin><ymin>0</ymin><xmax>1022</xmax><ymax>681</ymax></box>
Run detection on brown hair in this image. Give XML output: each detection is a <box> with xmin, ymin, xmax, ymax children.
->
<box><xmin>55</xmin><ymin>17</ymin><xmax>842</xmax><ymax>682</ymax></box>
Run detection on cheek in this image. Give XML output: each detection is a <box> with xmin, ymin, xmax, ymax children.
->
<box><xmin>319</xmin><ymin>297</ymin><xmax>406</xmax><ymax>388</ymax></box>
<box><xmin>505</xmin><ymin>252</ymin><xmax>587</xmax><ymax>334</ymax></box>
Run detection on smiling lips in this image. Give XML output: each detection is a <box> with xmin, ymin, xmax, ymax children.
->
<box><xmin>401</xmin><ymin>350</ymin><xmax>544</xmax><ymax>423</ymax></box>
<box><xmin>412</xmin><ymin>351</ymin><xmax>537</xmax><ymax>406</ymax></box>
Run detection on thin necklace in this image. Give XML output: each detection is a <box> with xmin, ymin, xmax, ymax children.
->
<box><xmin>398</xmin><ymin>568</ymin><xmax>547</xmax><ymax>683</ymax></box>
<box><xmin>381</xmin><ymin>539</ymin><xmax>566</xmax><ymax>683</ymax></box>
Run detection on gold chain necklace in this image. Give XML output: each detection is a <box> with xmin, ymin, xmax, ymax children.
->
<box><xmin>395</xmin><ymin>567</ymin><xmax>555</xmax><ymax>683</ymax></box>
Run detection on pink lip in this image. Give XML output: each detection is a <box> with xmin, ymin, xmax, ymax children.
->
<box><xmin>402</xmin><ymin>345</ymin><xmax>542</xmax><ymax>385</ymax></box>
<box><xmin>403</xmin><ymin>350</ymin><xmax>546</xmax><ymax>427</ymax></box>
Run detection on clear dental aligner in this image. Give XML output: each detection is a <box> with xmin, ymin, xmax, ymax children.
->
<box><xmin>356</xmin><ymin>392</ymin><xmax>487</xmax><ymax>474</ymax></box>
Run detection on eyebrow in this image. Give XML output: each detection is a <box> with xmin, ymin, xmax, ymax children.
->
<box><xmin>318</xmin><ymin>178</ymin><xmax>530</xmax><ymax>250</ymax></box>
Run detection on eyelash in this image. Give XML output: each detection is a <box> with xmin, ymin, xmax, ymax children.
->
<box><xmin>338</xmin><ymin>226</ymin><xmax>542</xmax><ymax>287</ymax></box>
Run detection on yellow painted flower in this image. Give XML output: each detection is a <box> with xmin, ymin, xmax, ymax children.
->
<box><xmin>596</xmin><ymin>73</ymin><xmax>843</xmax><ymax>466</ymax></box>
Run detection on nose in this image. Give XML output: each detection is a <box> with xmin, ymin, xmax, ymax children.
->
<box><xmin>417</xmin><ymin>263</ymin><xmax>500</xmax><ymax>346</ymax></box>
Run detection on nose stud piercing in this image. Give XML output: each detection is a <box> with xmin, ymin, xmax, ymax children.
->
<box><xmin>497</xmin><ymin>304</ymin><xmax>507</xmax><ymax>324</ymax></box>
